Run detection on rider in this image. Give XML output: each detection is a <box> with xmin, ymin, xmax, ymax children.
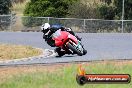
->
<box><xmin>41</xmin><ymin>23</ymin><xmax>81</xmax><ymax>56</ymax></box>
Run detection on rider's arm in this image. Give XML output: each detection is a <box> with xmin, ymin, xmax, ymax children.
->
<box><xmin>65</xmin><ymin>28</ymin><xmax>75</xmax><ymax>36</ymax></box>
<box><xmin>46</xmin><ymin>39</ymin><xmax>55</xmax><ymax>47</ymax></box>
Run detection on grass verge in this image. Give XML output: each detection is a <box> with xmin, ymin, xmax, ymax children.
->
<box><xmin>0</xmin><ymin>44</ymin><xmax>42</xmax><ymax>60</ymax></box>
<box><xmin>0</xmin><ymin>61</ymin><xmax>132</xmax><ymax>88</ymax></box>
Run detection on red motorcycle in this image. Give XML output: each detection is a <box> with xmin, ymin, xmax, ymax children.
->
<box><xmin>52</xmin><ymin>30</ymin><xmax>87</xmax><ymax>57</ymax></box>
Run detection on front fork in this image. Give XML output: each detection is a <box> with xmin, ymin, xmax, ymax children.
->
<box><xmin>65</xmin><ymin>40</ymin><xmax>83</xmax><ymax>54</ymax></box>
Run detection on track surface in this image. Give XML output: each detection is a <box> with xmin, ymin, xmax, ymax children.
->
<box><xmin>0</xmin><ymin>32</ymin><xmax>132</xmax><ymax>66</ymax></box>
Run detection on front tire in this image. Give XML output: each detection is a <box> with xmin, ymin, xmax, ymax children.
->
<box><xmin>67</xmin><ymin>42</ymin><xmax>83</xmax><ymax>56</ymax></box>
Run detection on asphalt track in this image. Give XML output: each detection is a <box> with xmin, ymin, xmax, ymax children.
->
<box><xmin>0</xmin><ymin>32</ymin><xmax>132</xmax><ymax>66</ymax></box>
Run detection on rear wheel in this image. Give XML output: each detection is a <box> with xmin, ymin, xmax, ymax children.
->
<box><xmin>83</xmin><ymin>49</ymin><xmax>87</xmax><ymax>55</ymax></box>
<box><xmin>67</xmin><ymin>42</ymin><xmax>83</xmax><ymax>56</ymax></box>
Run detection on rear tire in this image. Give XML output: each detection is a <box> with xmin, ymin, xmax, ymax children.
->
<box><xmin>67</xmin><ymin>42</ymin><xmax>83</xmax><ymax>56</ymax></box>
<box><xmin>83</xmin><ymin>49</ymin><xmax>87</xmax><ymax>55</ymax></box>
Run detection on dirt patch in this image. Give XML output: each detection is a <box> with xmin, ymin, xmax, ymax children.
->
<box><xmin>0</xmin><ymin>44</ymin><xmax>42</xmax><ymax>60</ymax></box>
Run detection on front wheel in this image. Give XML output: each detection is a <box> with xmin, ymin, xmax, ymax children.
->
<box><xmin>66</xmin><ymin>42</ymin><xmax>83</xmax><ymax>56</ymax></box>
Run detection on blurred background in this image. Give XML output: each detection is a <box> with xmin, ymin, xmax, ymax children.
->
<box><xmin>0</xmin><ymin>0</ymin><xmax>132</xmax><ymax>33</ymax></box>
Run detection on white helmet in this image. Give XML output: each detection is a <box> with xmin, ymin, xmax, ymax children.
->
<box><xmin>41</xmin><ymin>23</ymin><xmax>50</xmax><ymax>31</ymax></box>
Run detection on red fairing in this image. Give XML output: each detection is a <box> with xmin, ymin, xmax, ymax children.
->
<box><xmin>52</xmin><ymin>31</ymin><xmax>78</xmax><ymax>47</ymax></box>
<box><xmin>67</xmin><ymin>34</ymin><xmax>78</xmax><ymax>44</ymax></box>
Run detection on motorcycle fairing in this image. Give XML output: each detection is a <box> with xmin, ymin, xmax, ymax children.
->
<box><xmin>52</xmin><ymin>30</ymin><xmax>78</xmax><ymax>47</ymax></box>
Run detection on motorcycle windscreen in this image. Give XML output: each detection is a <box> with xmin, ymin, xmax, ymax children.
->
<box><xmin>52</xmin><ymin>30</ymin><xmax>68</xmax><ymax>47</ymax></box>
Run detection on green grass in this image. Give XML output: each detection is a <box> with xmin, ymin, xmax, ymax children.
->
<box><xmin>0</xmin><ymin>62</ymin><xmax>132</xmax><ymax>88</ymax></box>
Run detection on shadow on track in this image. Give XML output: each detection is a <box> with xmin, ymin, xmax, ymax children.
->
<box><xmin>55</xmin><ymin>55</ymin><xmax>78</xmax><ymax>58</ymax></box>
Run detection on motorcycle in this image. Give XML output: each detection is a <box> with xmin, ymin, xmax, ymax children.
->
<box><xmin>52</xmin><ymin>29</ymin><xmax>87</xmax><ymax>57</ymax></box>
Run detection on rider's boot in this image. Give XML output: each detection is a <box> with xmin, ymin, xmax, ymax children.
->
<box><xmin>55</xmin><ymin>48</ymin><xmax>65</xmax><ymax>57</ymax></box>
